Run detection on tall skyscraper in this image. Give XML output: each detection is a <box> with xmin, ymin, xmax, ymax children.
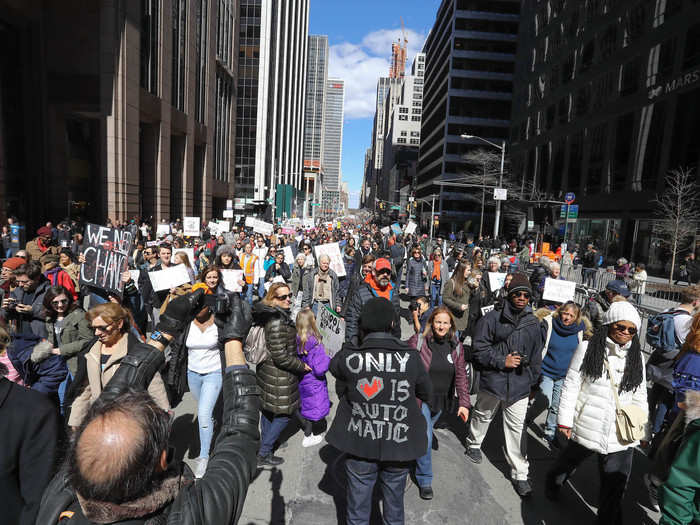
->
<box><xmin>321</xmin><ymin>79</ymin><xmax>345</xmax><ymax>217</ymax></box>
<box><xmin>303</xmin><ymin>35</ymin><xmax>329</xmax><ymax>172</ymax></box>
<box><xmin>417</xmin><ymin>0</ymin><xmax>520</xmax><ymax>233</ymax></box>
<box><xmin>235</xmin><ymin>0</ymin><xmax>309</xmax><ymax>216</ymax></box>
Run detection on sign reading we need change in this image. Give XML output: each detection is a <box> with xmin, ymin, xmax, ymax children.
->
<box><xmin>80</xmin><ymin>224</ymin><xmax>133</xmax><ymax>297</ymax></box>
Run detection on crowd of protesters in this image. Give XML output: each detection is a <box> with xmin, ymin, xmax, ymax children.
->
<box><xmin>1</xmin><ymin>214</ymin><xmax>698</xmax><ymax>525</ymax></box>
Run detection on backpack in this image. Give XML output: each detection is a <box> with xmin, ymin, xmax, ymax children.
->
<box><xmin>646</xmin><ymin>309</ymin><xmax>690</xmax><ymax>352</ymax></box>
<box><xmin>244</xmin><ymin>325</ymin><xmax>270</xmax><ymax>364</ymax></box>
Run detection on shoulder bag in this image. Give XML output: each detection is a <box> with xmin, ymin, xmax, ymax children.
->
<box><xmin>603</xmin><ymin>358</ymin><xmax>648</xmax><ymax>444</ymax></box>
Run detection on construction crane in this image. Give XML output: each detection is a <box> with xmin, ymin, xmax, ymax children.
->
<box><xmin>389</xmin><ymin>18</ymin><xmax>408</xmax><ymax>78</ymax></box>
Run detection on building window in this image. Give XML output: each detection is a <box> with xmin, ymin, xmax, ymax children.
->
<box><xmin>412</xmin><ymin>108</ymin><xmax>421</xmax><ymax>114</ymax></box>
<box><xmin>194</xmin><ymin>0</ymin><xmax>208</xmax><ymax>123</ymax></box>
<box><xmin>140</xmin><ymin>0</ymin><xmax>159</xmax><ymax>95</ymax></box>
<box><xmin>400</xmin><ymin>131</ymin><xmax>407</xmax><ymax>136</ymax></box>
<box><xmin>397</xmin><ymin>138</ymin><xmax>407</xmax><ymax>144</ymax></box>
<box><xmin>217</xmin><ymin>0</ymin><xmax>235</xmax><ymax>68</ymax></box>
<box><xmin>684</xmin><ymin>22</ymin><xmax>700</xmax><ymax>69</ymax></box>
<box><xmin>620</xmin><ymin>56</ymin><xmax>641</xmax><ymax>97</ymax></box>
<box><xmin>214</xmin><ymin>69</ymin><xmax>232</xmax><ymax>182</ymax></box>
<box><xmin>399</xmin><ymin>115</ymin><xmax>408</xmax><ymax>121</ymax></box>
<box><xmin>399</xmin><ymin>107</ymin><xmax>409</xmax><ymax>114</ymax></box>
<box><xmin>172</xmin><ymin>0</ymin><xmax>187</xmax><ymax>111</ymax></box>
<box><xmin>411</xmin><ymin>116</ymin><xmax>421</xmax><ymax>122</ymax></box>
<box><xmin>410</xmin><ymin>139</ymin><xmax>420</xmax><ymax>145</ymax></box>
<box><xmin>410</xmin><ymin>131</ymin><xmax>420</xmax><ymax>137</ymax></box>
<box><xmin>612</xmin><ymin>113</ymin><xmax>635</xmax><ymax>192</ymax></box>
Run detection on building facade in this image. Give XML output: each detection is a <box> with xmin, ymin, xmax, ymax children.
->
<box><xmin>510</xmin><ymin>0</ymin><xmax>700</xmax><ymax>268</ymax></box>
<box><xmin>417</xmin><ymin>0</ymin><xmax>520</xmax><ymax>233</ymax></box>
<box><xmin>235</xmin><ymin>0</ymin><xmax>309</xmax><ymax>217</ymax></box>
<box><xmin>0</xmin><ymin>0</ymin><xmax>238</xmax><ymax>230</ymax></box>
<box><xmin>320</xmin><ymin>78</ymin><xmax>344</xmax><ymax>217</ymax></box>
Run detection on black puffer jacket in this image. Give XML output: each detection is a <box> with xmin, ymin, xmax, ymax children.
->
<box><xmin>344</xmin><ymin>282</ymin><xmax>401</xmax><ymax>345</ymax></box>
<box><xmin>473</xmin><ymin>300</ymin><xmax>545</xmax><ymax>404</ymax></box>
<box><xmin>253</xmin><ymin>302</ymin><xmax>306</xmax><ymax>415</ymax></box>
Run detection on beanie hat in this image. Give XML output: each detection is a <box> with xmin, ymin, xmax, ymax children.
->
<box><xmin>602</xmin><ymin>301</ymin><xmax>641</xmax><ymax>332</ymax></box>
<box><xmin>36</xmin><ymin>226</ymin><xmax>51</xmax><ymax>237</ymax></box>
<box><xmin>3</xmin><ymin>257</ymin><xmax>25</xmax><ymax>270</ymax></box>
<box><xmin>359</xmin><ymin>297</ymin><xmax>395</xmax><ymax>333</ymax></box>
<box><xmin>507</xmin><ymin>272</ymin><xmax>532</xmax><ymax>295</ymax></box>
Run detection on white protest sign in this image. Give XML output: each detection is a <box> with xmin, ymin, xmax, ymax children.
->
<box><xmin>129</xmin><ymin>270</ymin><xmax>141</xmax><ymax>290</ymax></box>
<box><xmin>303</xmin><ymin>218</ymin><xmax>314</xmax><ymax>229</ymax></box>
<box><xmin>488</xmin><ymin>272</ymin><xmax>507</xmax><ymax>292</ymax></box>
<box><xmin>283</xmin><ymin>246</ymin><xmax>295</xmax><ymax>265</ymax></box>
<box><xmin>380</xmin><ymin>226</ymin><xmax>390</xmax><ymax>235</ymax></box>
<box><xmin>318</xmin><ymin>304</ymin><xmax>345</xmax><ymax>357</ymax></box>
<box><xmin>253</xmin><ymin>219</ymin><xmax>274</xmax><ymax>236</ymax></box>
<box><xmin>174</xmin><ymin>248</ymin><xmax>195</xmax><ymax>267</ymax></box>
<box><xmin>183</xmin><ymin>217</ymin><xmax>200</xmax><ymax>237</ymax></box>
<box><xmin>245</xmin><ymin>216</ymin><xmax>255</xmax><ymax>228</ymax></box>
<box><xmin>314</xmin><ymin>242</ymin><xmax>346</xmax><ymax>277</ymax></box>
<box><xmin>264</xmin><ymin>275</ymin><xmax>286</xmax><ymax>292</ymax></box>
<box><xmin>220</xmin><ymin>269</ymin><xmax>244</xmax><ymax>292</ymax></box>
<box><xmin>542</xmin><ymin>278</ymin><xmax>576</xmax><ymax>303</ymax></box>
<box><xmin>217</xmin><ymin>220</ymin><xmax>230</xmax><ymax>233</ymax></box>
<box><xmin>147</xmin><ymin>264</ymin><xmax>191</xmax><ymax>292</ymax></box>
<box><xmin>156</xmin><ymin>224</ymin><xmax>170</xmax><ymax>238</ymax></box>
<box><xmin>222</xmin><ymin>209</ymin><xmax>234</xmax><ymax>218</ymax></box>
<box><xmin>404</xmin><ymin>221</ymin><xmax>417</xmax><ymax>235</ymax></box>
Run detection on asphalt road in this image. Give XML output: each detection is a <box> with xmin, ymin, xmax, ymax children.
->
<box><xmin>172</xmin><ymin>297</ymin><xmax>662</xmax><ymax>525</ymax></box>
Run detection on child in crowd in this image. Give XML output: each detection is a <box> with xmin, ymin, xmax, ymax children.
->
<box><xmin>295</xmin><ymin>308</ymin><xmax>331</xmax><ymax>447</ymax></box>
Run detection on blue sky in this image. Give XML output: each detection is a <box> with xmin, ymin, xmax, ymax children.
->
<box><xmin>309</xmin><ymin>0</ymin><xmax>442</xmax><ymax>206</ymax></box>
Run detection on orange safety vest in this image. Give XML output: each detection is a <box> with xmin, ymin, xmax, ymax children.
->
<box><xmin>240</xmin><ymin>253</ymin><xmax>258</xmax><ymax>284</ymax></box>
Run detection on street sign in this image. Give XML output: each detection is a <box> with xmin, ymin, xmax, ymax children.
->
<box><xmin>408</xmin><ymin>196</ymin><xmax>415</xmax><ymax>202</ymax></box>
<box><xmin>560</xmin><ymin>204</ymin><xmax>579</xmax><ymax>218</ymax></box>
<box><xmin>565</xmin><ymin>192</ymin><xmax>576</xmax><ymax>204</ymax></box>
<box><xmin>494</xmin><ymin>188</ymin><xmax>507</xmax><ymax>200</ymax></box>
<box><xmin>226</xmin><ymin>199</ymin><xmax>233</xmax><ymax>209</ymax></box>
<box><xmin>390</xmin><ymin>205</ymin><xmax>400</xmax><ymax>210</ymax></box>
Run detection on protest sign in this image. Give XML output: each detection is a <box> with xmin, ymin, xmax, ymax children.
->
<box><xmin>318</xmin><ymin>304</ymin><xmax>345</xmax><ymax>357</ymax></box>
<box><xmin>391</xmin><ymin>223</ymin><xmax>402</xmax><ymax>235</ymax></box>
<box><xmin>380</xmin><ymin>226</ymin><xmax>390</xmax><ymax>235</ymax></box>
<box><xmin>174</xmin><ymin>248</ymin><xmax>195</xmax><ymax>267</ymax></box>
<box><xmin>220</xmin><ymin>269</ymin><xmax>244</xmax><ymax>292</ymax></box>
<box><xmin>244</xmin><ymin>216</ymin><xmax>255</xmax><ymax>228</ymax></box>
<box><xmin>216</xmin><ymin>220</ymin><xmax>230</xmax><ymax>233</ymax></box>
<box><xmin>264</xmin><ymin>275</ymin><xmax>286</xmax><ymax>292</ymax></box>
<box><xmin>129</xmin><ymin>270</ymin><xmax>141</xmax><ymax>290</ymax></box>
<box><xmin>283</xmin><ymin>245</ymin><xmax>295</xmax><ymax>265</ymax></box>
<box><xmin>183</xmin><ymin>217</ymin><xmax>200</xmax><ymax>237</ymax></box>
<box><xmin>488</xmin><ymin>272</ymin><xmax>507</xmax><ymax>292</ymax></box>
<box><xmin>314</xmin><ymin>242</ymin><xmax>346</xmax><ymax>277</ymax></box>
<box><xmin>80</xmin><ymin>224</ymin><xmax>133</xmax><ymax>297</ymax></box>
<box><xmin>147</xmin><ymin>264</ymin><xmax>191</xmax><ymax>292</ymax></box>
<box><xmin>156</xmin><ymin>224</ymin><xmax>170</xmax><ymax>238</ymax></box>
<box><xmin>542</xmin><ymin>278</ymin><xmax>576</xmax><ymax>303</ymax></box>
<box><xmin>222</xmin><ymin>210</ymin><xmax>234</xmax><ymax>218</ymax></box>
<box><xmin>281</xmin><ymin>227</ymin><xmax>296</xmax><ymax>235</ymax></box>
<box><xmin>253</xmin><ymin>219</ymin><xmax>274</xmax><ymax>236</ymax></box>
<box><xmin>303</xmin><ymin>218</ymin><xmax>314</xmax><ymax>229</ymax></box>
<box><xmin>404</xmin><ymin>221</ymin><xmax>417</xmax><ymax>235</ymax></box>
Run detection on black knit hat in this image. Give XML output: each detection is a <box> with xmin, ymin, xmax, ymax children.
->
<box><xmin>506</xmin><ymin>272</ymin><xmax>532</xmax><ymax>295</ymax></box>
<box><xmin>360</xmin><ymin>297</ymin><xmax>395</xmax><ymax>333</ymax></box>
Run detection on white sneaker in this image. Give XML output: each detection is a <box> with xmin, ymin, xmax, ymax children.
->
<box><xmin>194</xmin><ymin>457</ymin><xmax>208</xmax><ymax>479</ymax></box>
<box><xmin>302</xmin><ymin>434</ymin><xmax>324</xmax><ymax>448</ymax></box>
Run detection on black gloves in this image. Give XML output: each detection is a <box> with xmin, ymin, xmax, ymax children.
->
<box><xmin>215</xmin><ymin>291</ymin><xmax>253</xmax><ymax>343</ymax></box>
<box><xmin>156</xmin><ymin>288</ymin><xmax>205</xmax><ymax>335</ymax></box>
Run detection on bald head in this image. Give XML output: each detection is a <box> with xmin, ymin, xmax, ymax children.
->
<box><xmin>69</xmin><ymin>390</ymin><xmax>170</xmax><ymax>504</ymax></box>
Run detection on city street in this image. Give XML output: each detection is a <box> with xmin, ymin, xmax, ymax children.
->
<box><xmin>172</xmin><ymin>297</ymin><xmax>662</xmax><ymax>525</ymax></box>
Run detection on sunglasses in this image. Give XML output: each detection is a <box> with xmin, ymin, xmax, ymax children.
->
<box><xmin>51</xmin><ymin>299</ymin><xmax>69</xmax><ymax>306</ymax></box>
<box><xmin>275</xmin><ymin>293</ymin><xmax>293</xmax><ymax>301</ymax></box>
<box><xmin>509</xmin><ymin>291</ymin><xmax>530</xmax><ymax>299</ymax></box>
<box><xmin>92</xmin><ymin>323</ymin><xmax>115</xmax><ymax>333</ymax></box>
<box><xmin>377</xmin><ymin>268</ymin><xmax>392</xmax><ymax>276</ymax></box>
<box><xmin>612</xmin><ymin>323</ymin><xmax>637</xmax><ymax>335</ymax></box>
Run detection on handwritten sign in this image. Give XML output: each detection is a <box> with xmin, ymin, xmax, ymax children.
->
<box><xmin>314</xmin><ymin>242</ymin><xmax>346</xmax><ymax>277</ymax></box>
<box><xmin>380</xmin><ymin>226</ymin><xmax>390</xmax><ymax>235</ymax></box>
<box><xmin>283</xmin><ymin>246</ymin><xmax>295</xmax><ymax>265</ymax></box>
<box><xmin>147</xmin><ymin>264</ymin><xmax>191</xmax><ymax>292</ymax></box>
<box><xmin>220</xmin><ymin>269</ymin><xmax>244</xmax><ymax>293</ymax></box>
<box><xmin>253</xmin><ymin>219</ymin><xmax>274</xmax><ymax>236</ymax></box>
<box><xmin>488</xmin><ymin>272</ymin><xmax>507</xmax><ymax>292</ymax></box>
<box><xmin>156</xmin><ymin>224</ymin><xmax>171</xmax><ymax>238</ymax></box>
<box><xmin>80</xmin><ymin>224</ymin><xmax>133</xmax><ymax>297</ymax></box>
<box><xmin>391</xmin><ymin>223</ymin><xmax>402</xmax><ymax>235</ymax></box>
<box><xmin>542</xmin><ymin>278</ymin><xmax>576</xmax><ymax>303</ymax></box>
<box><xmin>183</xmin><ymin>217</ymin><xmax>200</xmax><ymax>237</ymax></box>
<box><xmin>404</xmin><ymin>221</ymin><xmax>417</xmax><ymax>235</ymax></box>
<box><xmin>318</xmin><ymin>304</ymin><xmax>345</xmax><ymax>357</ymax></box>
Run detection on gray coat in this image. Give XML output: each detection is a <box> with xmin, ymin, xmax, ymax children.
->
<box><xmin>428</xmin><ymin>259</ymin><xmax>450</xmax><ymax>293</ymax></box>
<box><xmin>2</xmin><ymin>279</ymin><xmax>50</xmax><ymax>337</ymax></box>
<box><xmin>406</xmin><ymin>257</ymin><xmax>428</xmax><ymax>297</ymax></box>
<box><xmin>442</xmin><ymin>278</ymin><xmax>471</xmax><ymax>332</ymax></box>
<box><xmin>301</xmin><ymin>268</ymin><xmax>339</xmax><ymax>311</ymax></box>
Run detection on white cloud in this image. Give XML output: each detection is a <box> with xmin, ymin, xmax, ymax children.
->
<box><xmin>328</xmin><ymin>28</ymin><xmax>426</xmax><ymax>119</ymax></box>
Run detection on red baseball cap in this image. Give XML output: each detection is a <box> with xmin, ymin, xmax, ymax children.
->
<box><xmin>375</xmin><ymin>258</ymin><xmax>391</xmax><ymax>271</ymax></box>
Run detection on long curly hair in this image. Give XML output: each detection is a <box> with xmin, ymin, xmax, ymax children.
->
<box><xmin>580</xmin><ymin>326</ymin><xmax>643</xmax><ymax>393</ymax></box>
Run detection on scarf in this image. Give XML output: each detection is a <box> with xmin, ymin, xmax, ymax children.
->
<box><xmin>432</xmin><ymin>261</ymin><xmax>441</xmax><ymax>281</ymax></box>
<box><xmin>313</xmin><ymin>268</ymin><xmax>332</xmax><ymax>302</ymax></box>
<box><xmin>365</xmin><ymin>273</ymin><xmax>392</xmax><ymax>300</ymax></box>
<box><xmin>552</xmin><ymin>316</ymin><xmax>584</xmax><ymax>337</ymax></box>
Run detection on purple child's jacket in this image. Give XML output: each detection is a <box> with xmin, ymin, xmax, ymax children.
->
<box><xmin>297</xmin><ymin>334</ymin><xmax>331</xmax><ymax>421</ymax></box>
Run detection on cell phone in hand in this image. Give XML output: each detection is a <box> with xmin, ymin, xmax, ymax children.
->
<box><xmin>459</xmin><ymin>411</ymin><xmax>468</xmax><ymax>422</ymax></box>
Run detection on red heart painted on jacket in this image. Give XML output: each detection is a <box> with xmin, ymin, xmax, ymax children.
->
<box><xmin>357</xmin><ymin>377</ymin><xmax>384</xmax><ymax>401</ymax></box>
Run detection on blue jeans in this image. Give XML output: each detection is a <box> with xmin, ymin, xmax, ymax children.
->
<box><xmin>187</xmin><ymin>369</ymin><xmax>223</xmax><ymax>459</ymax></box>
<box><xmin>415</xmin><ymin>402</ymin><xmax>442</xmax><ymax>487</ymax></box>
<box><xmin>257</xmin><ymin>278</ymin><xmax>265</xmax><ymax>298</ymax></box>
<box><xmin>540</xmin><ymin>375</ymin><xmax>564</xmax><ymax>440</ymax></box>
<box><xmin>345</xmin><ymin>456</ymin><xmax>409</xmax><ymax>525</ymax></box>
<box><xmin>259</xmin><ymin>409</ymin><xmax>291</xmax><ymax>457</ymax></box>
<box><xmin>245</xmin><ymin>282</ymin><xmax>254</xmax><ymax>305</ymax></box>
<box><xmin>430</xmin><ymin>281</ymin><xmax>442</xmax><ymax>308</ymax></box>
<box><xmin>57</xmin><ymin>369</ymin><xmax>73</xmax><ymax>416</ymax></box>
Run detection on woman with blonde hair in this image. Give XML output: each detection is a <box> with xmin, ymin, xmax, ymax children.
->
<box><xmin>407</xmin><ymin>305</ymin><xmax>470</xmax><ymax>500</ymax></box>
<box><xmin>174</xmin><ymin>250</ymin><xmax>196</xmax><ymax>284</ymax></box>
<box><xmin>294</xmin><ymin>308</ymin><xmax>331</xmax><ymax>447</ymax></box>
<box><xmin>254</xmin><ymin>282</ymin><xmax>311</xmax><ymax>466</ymax></box>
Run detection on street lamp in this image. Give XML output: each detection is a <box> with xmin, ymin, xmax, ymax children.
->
<box><xmin>461</xmin><ymin>134</ymin><xmax>506</xmax><ymax>239</ymax></box>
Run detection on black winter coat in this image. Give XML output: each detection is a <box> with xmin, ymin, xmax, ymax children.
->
<box><xmin>35</xmin><ymin>367</ymin><xmax>260</xmax><ymax>525</ymax></box>
<box><xmin>1</xmin><ymin>378</ymin><xmax>59</xmax><ymax>525</ymax></box>
<box><xmin>344</xmin><ymin>282</ymin><xmax>401</xmax><ymax>346</ymax></box>
<box><xmin>326</xmin><ymin>333</ymin><xmax>432</xmax><ymax>462</ymax></box>
<box><xmin>473</xmin><ymin>300</ymin><xmax>545</xmax><ymax>404</ymax></box>
<box><xmin>253</xmin><ymin>303</ymin><xmax>306</xmax><ymax>415</ymax></box>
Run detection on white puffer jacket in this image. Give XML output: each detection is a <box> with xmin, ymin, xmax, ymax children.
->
<box><xmin>557</xmin><ymin>337</ymin><xmax>648</xmax><ymax>454</ymax></box>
